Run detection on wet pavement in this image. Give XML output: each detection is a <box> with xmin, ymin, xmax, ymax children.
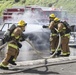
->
<box><xmin>0</xmin><ymin>58</ymin><xmax>76</xmax><ymax>75</ymax></box>
<box><xmin>0</xmin><ymin>41</ymin><xmax>76</xmax><ymax>75</ymax></box>
<box><xmin>15</xmin><ymin>62</ymin><xmax>76</xmax><ymax>75</ymax></box>
<box><xmin>9</xmin><ymin>62</ymin><xmax>76</xmax><ymax>75</ymax></box>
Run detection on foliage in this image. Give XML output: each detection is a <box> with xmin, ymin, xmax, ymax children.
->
<box><xmin>0</xmin><ymin>0</ymin><xmax>76</xmax><ymax>16</ymax></box>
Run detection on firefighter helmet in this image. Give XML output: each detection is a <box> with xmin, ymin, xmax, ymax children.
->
<box><xmin>18</xmin><ymin>20</ymin><xmax>27</xmax><ymax>27</ymax></box>
<box><xmin>49</xmin><ymin>13</ymin><xmax>56</xmax><ymax>18</ymax></box>
<box><xmin>54</xmin><ymin>17</ymin><xmax>60</xmax><ymax>22</ymax></box>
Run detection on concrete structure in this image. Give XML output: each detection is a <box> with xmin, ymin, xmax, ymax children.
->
<box><xmin>0</xmin><ymin>56</ymin><xmax>76</xmax><ymax>75</ymax></box>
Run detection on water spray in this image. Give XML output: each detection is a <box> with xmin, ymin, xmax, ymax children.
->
<box><xmin>25</xmin><ymin>28</ymin><xmax>61</xmax><ymax>59</ymax></box>
<box><xmin>0</xmin><ymin>9</ymin><xmax>61</xmax><ymax>71</ymax></box>
<box><xmin>24</xmin><ymin>28</ymin><xmax>61</xmax><ymax>71</ymax></box>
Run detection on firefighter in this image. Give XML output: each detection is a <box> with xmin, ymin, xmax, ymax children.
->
<box><xmin>49</xmin><ymin>17</ymin><xmax>70</xmax><ymax>57</ymax></box>
<box><xmin>0</xmin><ymin>20</ymin><xmax>27</xmax><ymax>70</ymax></box>
<box><xmin>49</xmin><ymin>13</ymin><xmax>56</xmax><ymax>23</ymax></box>
<box><xmin>43</xmin><ymin>13</ymin><xmax>61</xmax><ymax>56</ymax></box>
<box><xmin>49</xmin><ymin>14</ymin><xmax>61</xmax><ymax>56</ymax></box>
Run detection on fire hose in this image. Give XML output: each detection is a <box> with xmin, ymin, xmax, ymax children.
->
<box><xmin>0</xmin><ymin>28</ymin><xmax>61</xmax><ymax>58</ymax></box>
<box><xmin>25</xmin><ymin>28</ymin><xmax>61</xmax><ymax>71</ymax></box>
<box><xmin>0</xmin><ymin>43</ymin><xmax>7</xmax><ymax>51</ymax></box>
<box><xmin>0</xmin><ymin>29</ymin><xmax>62</xmax><ymax>74</ymax></box>
<box><xmin>25</xmin><ymin>28</ymin><xmax>61</xmax><ymax>59</ymax></box>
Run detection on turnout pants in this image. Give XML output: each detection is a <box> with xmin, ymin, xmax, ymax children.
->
<box><xmin>61</xmin><ymin>35</ymin><xmax>70</xmax><ymax>55</ymax></box>
<box><xmin>50</xmin><ymin>35</ymin><xmax>59</xmax><ymax>52</ymax></box>
<box><xmin>1</xmin><ymin>41</ymin><xmax>19</xmax><ymax>66</ymax></box>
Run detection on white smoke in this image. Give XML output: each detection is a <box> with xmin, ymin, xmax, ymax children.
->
<box><xmin>3</xmin><ymin>10</ymin><xmax>51</xmax><ymax>61</ymax></box>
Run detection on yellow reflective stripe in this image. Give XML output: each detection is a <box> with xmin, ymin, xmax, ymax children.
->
<box><xmin>67</xmin><ymin>52</ymin><xmax>70</xmax><ymax>54</ymax></box>
<box><xmin>62</xmin><ymin>52</ymin><xmax>70</xmax><ymax>55</ymax></box>
<box><xmin>0</xmin><ymin>63</ymin><xmax>7</xmax><ymax>67</ymax></box>
<box><xmin>15</xmin><ymin>36</ymin><xmax>19</xmax><ymax>39</ymax></box>
<box><xmin>57</xmin><ymin>47</ymin><xmax>61</xmax><ymax>51</ymax></box>
<box><xmin>64</xmin><ymin>34</ymin><xmax>70</xmax><ymax>36</ymax></box>
<box><xmin>63</xmin><ymin>27</ymin><xmax>66</xmax><ymax>29</ymax></box>
<box><xmin>11</xmin><ymin>33</ymin><xmax>20</xmax><ymax>39</ymax></box>
<box><xmin>64</xmin><ymin>33</ymin><xmax>70</xmax><ymax>38</ymax></box>
<box><xmin>58</xmin><ymin>47</ymin><xmax>61</xmax><ymax>50</ymax></box>
<box><xmin>13</xmin><ymin>58</ymin><xmax>16</xmax><ymax>61</ymax></box>
<box><xmin>62</xmin><ymin>53</ymin><xmax>67</xmax><ymax>55</ymax></box>
<box><xmin>11</xmin><ymin>33</ymin><xmax>14</xmax><ymax>36</ymax></box>
<box><xmin>57</xmin><ymin>30</ymin><xmax>60</xmax><ymax>32</ymax></box>
<box><xmin>51</xmin><ymin>34</ymin><xmax>57</xmax><ymax>36</ymax></box>
<box><xmin>51</xmin><ymin>49</ymin><xmax>55</xmax><ymax>52</ymax></box>
<box><xmin>8</xmin><ymin>43</ymin><xmax>18</xmax><ymax>49</ymax></box>
<box><xmin>58</xmin><ymin>27</ymin><xmax>66</xmax><ymax>32</ymax></box>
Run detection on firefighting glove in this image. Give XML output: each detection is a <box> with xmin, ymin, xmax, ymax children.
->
<box><xmin>17</xmin><ymin>42</ymin><xmax>22</xmax><ymax>48</ymax></box>
<box><xmin>56</xmin><ymin>29</ymin><xmax>64</xmax><ymax>36</ymax></box>
<box><xmin>2</xmin><ymin>38</ymin><xmax>6</xmax><ymax>44</ymax></box>
<box><xmin>20</xmin><ymin>33</ymin><xmax>28</xmax><ymax>41</ymax></box>
<box><xmin>42</xmin><ymin>25</ymin><xmax>48</xmax><ymax>28</ymax></box>
<box><xmin>20</xmin><ymin>37</ymin><xmax>25</xmax><ymax>41</ymax></box>
<box><xmin>20</xmin><ymin>33</ymin><xmax>25</xmax><ymax>41</ymax></box>
<box><xmin>57</xmin><ymin>31</ymin><xmax>64</xmax><ymax>36</ymax></box>
<box><xmin>56</xmin><ymin>30</ymin><xmax>60</xmax><ymax>37</ymax></box>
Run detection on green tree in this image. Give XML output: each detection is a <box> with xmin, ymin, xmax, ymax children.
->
<box><xmin>15</xmin><ymin>0</ymin><xmax>20</xmax><ymax>2</ymax></box>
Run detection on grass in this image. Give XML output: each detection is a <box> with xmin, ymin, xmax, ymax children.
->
<box><xmin>0</xmin><ymin>0</ymin><xmax>76</xmax><ymax>16</ymax></box>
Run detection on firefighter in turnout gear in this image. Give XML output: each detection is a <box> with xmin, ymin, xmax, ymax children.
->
<box><xmin>49</xmin><ymin>13</ymin><xmax>56</xmax><ymax>23</ymax></box>
<box><xmin>43</xmin><ymin>14</ymin><xmax>61</xmax><ymax>56</ymax></box>
<box><xmin>0</xmin><ymin>20</ymin><xmax>27</xmax><ymax>70</ymax></box>
<box><xmin>49</xmin><ymin>17</ymin><xmax>70</xmax><ymax>57</ymax></box>
<box><xmin>49</xmin><ymin>14</ymin><xmax>61</xmax><ymax>56</ymax></box>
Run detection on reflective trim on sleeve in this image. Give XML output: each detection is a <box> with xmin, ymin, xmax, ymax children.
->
<box><xmin>11</xmin><ymin>33</ymin><xmax>20</xmax><ymax>39</ymax></box>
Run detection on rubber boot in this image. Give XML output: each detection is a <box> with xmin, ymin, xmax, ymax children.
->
<box><xmin>0</xmin><ymin>65</ymin><xmax>9</xmax><ymax>70</ymax></box>
<box><xmin>0</xmin><ymin>63</ymin><xmax>9</xmax><ymax>70</ymax></box>
<box><xmin>50</xmin><ymin>51</ymin><xmax>58</xmax><ymax>58</ymax></box>
<box><xmin>56</xmin><ymin>50</ymin><xmax>61</xmax><ymax>57</ymax></box>
<box><xmin>50</xmin><ymin>51</ymin><xmax>55</xmax><ymax>55</ymax></box>
<box><xmin>60</xmin><ymin>53</ymin><xmax>70</xmax><ymax>57</ymax></box>
<box><xmin>8</xmin><ymin>56</ymin><xmax>16</xmax><ymax>65</ymax></box>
